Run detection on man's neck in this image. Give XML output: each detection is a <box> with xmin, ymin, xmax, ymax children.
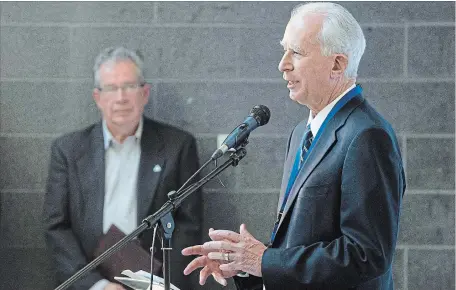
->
<box><xmin>107</xmin><ymin>122</ymin><xmax>138</xmax><ymax>144</ymax></box>
<box><xmin>311</xmin><ymin>80</ymin><xmax>356</xmax><ymax>116</ymax></box>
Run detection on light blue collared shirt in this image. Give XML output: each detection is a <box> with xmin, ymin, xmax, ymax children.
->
<box><xmin>91</xmin><ymin>119</ymin><xmax>144</xmax><ymax>290</ymax></box>
<box><xmin>101</xmin><ymin>118</ymin><xmax>143</xmax><ymax>235</ymax></box>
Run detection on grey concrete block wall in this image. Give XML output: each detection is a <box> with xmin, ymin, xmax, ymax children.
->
<box><xmin>0</xmin><ymin>2</ymin><xmax>454</xmax><ymax>290</ymax></box>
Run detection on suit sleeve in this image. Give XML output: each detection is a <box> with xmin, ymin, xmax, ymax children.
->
<box><xmin>261</xmin><ymin>127</ymin><xmax>405</xmax><ymax>288</ymax></box>
<box><xmin>170</xmin><ymin>135</ymin><xmax>203</xmax><ymax>290</ymax></box>
<box><xmin>43</xmin><ymin>140</ymin><xmax>105</xmax><ymax>289</ymax></box>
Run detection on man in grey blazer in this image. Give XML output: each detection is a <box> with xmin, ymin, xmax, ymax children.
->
<box><xmin>182</xmin><ymin>3</ymin><xmax>405</xmax><ymax>290</ymax></box>
<box><xmin>43</xmin><ymin>47</ymin><xmax>202</xmax><ymax>290</ymax></box>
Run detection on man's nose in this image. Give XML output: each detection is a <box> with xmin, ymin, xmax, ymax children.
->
<box><xmin>114</xmin><ymin>87</ymin><xmax>129</xmax><ymax>101</ymax></box>
<box><xmin>278</xmin><ymin>52</ymin><xmax>292</xmax><ymax>72</ymax></box>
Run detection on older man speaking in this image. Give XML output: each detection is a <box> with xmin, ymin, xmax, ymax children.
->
<box><xmin>182</xmin><ymin>2</ymin><xmax>405</xmax><ymax>290</ymax></box>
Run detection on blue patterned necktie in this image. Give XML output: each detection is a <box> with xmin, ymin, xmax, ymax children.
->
<box><xmin>299</xmin><ymin>125</ymin><xmax>313</xmax><ymax>168</ymax></box>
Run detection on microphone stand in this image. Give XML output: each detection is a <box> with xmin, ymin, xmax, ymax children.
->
<box><xmin>54</xmin><ymin>147</ymin><xmax>247</xmax><ymax>290</ymax></box>
<box><xmin>158</xmin><ymin>205</ymin><xmax>175</xmax><ymax>290</ymax></box>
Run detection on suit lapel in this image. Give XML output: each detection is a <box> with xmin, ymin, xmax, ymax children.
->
<box><xmin>76</xmin><ymin>122</ymin><xmax>105</xmax><ymax>241</ymax></box>
<box><xmin>281</xmin><ymin>124</ymin><xmax>337</xmax><ymax>220</ymax></box>
<box><xmin>276</xmin><ymin>95</ymin><xmax>364</xmax><ymax>232</ymax></box>
<box><xmin>137</xmin><ymin>119</ymin><xmax>166</xmax><ymax>222</ymax></box>
<box><xmin>277</xmin><ymin>121</ymin><xmax>308</xmax><ymax>213</ymax></box>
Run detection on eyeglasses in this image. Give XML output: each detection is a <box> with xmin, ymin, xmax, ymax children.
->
<box><xmin>98</xmin><ymin>83</ymin><xmax>144</xmax><ymax>95</ymax></box>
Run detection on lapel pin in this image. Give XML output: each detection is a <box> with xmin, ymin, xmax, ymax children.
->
<box><xmin>153</xmin><ymin>164</ymin><xmax>162</xmax><ymax>173</ymax></box>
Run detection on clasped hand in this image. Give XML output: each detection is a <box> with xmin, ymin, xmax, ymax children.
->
<box><xmin>181</xmin><ymin>224</ymin><xmax>267</xmax><ymax>286</ymax></box>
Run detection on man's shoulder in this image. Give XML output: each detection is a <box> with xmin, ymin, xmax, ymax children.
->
<box><xmin>143</xmin><ymin>117</ymin><xmax>195</xmax><ymax>142</ymax></box>
<box><xmin>350</xmin><ymin>99</ymin><xmax>394</xmax><ymax>131</ymax></box>
<box><xmin>52</xmin><ymin>122</ymin><xmax>100</xmax><ymax>155</ymax></box>
<box><xmin>343</xmin><ymin>99</ymin><xmax>398</xmax><ymax>144</ymax></box>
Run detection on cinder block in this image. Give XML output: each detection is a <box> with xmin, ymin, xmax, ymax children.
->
<box><xmin>408</xmin><ymin>27</ymin><xmax>455</xmax><ymax>78</ymax></box>
<box><xmin>0</xmin><ymin>137</ymin><xmax>53</xmax><ymax>191</ymax></box>
<box><xmin>359</xmin><ymin>27</ymin><xmax>404</xmax><ymax>78</ymax></box>
<box><xmin>0</xmin><ymin>192</ymin><xmax>45</xmax><ymax>248</ymax></box>
<box><xmin>406</xmin><ymin>138</ymin><xmax>455</xmax><ymax>190</ymax></box>
<box><xmin>0</xmin><ymin>248</ymin><xmax>55</xmax><ymax>290</ymax></box>
<box><xmin>239</xmin><ymin>27</ymin><xmax>284</xmax><ymax>78</ymax></box>
<box><xmin>236</xmin><ymin>2</ymin><xmax>296</xmax><ymax>25</ymax></box>
<box><xmin>362</xmin><ymin>82</ymin><xmax>455</xmax><ymax>134</ymax></box>
<box><xmin>1</xmin><ymin>2</ymin><xmax>155</xmax><ymax>23</ymax></box>
<box><xmin>342</xmin><ymin>2</ymin><xmax>455</xmax><ymax>23</ymax></box>
<box><xmin>156</xmin><ymin>28</ymin><xmax>238</xmax><ymax>79</ymax></box>
<box><xmin>68</xmin><ymin>27</ymin><xmax>160</xmax><ymax>79</ymax></box>
<box><xmin>408</xmin><ymin>249</ymin><xmax>455</xmax><ymax>290</ymax></box>
<box><xmin>393</xmin><ymin>248</ymin><xmax>404</xmax><ymax>290</ymax></box>
<box><xmin>203</xmin><ymin>191</ymin><xmax>279</xmax><ymax>243</ymax></box>
<box><xmin>155</xmin><ymin>82</ymin><xmax>309</xmax><ymax>134</ymax></box>
<box><xmin>157</xmin><ymin>2</ymin><xmax>237</xmax><ymax>23</ymax></box>
<box><xmin>0</xmin><ymin>81</ymin><xmax>100</xmax><ymax>134</ymax></box>
<box><xmin>398</xmin><ymin>194</ymin><xmax>455</xmax><ymax>245</ymax></box>
<box><xmin>237</xmin><ymin>136</ymin><xmax>288</xmax><ymax>190</ymax></box>
<box><xmin>1</xmin><ymin>27</ymin><xmax>70</xmax><ymax>78</ymax></box>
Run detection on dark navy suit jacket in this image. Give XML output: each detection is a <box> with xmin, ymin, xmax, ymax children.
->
<box><xmin>235</xmin><ymin>93</ymin><xmax>406</xmax><ymax>290</ymax></box>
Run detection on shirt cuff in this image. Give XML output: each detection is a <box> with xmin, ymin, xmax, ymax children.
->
<box><xmin>236</xmin><ymin>272</ymin><xmax>250</xmax><ymax>278</ymax></box>
<box><xmin>89</xmin><ymin>279</ymin><xmax>110</xmax><ymax>290</ymax></box>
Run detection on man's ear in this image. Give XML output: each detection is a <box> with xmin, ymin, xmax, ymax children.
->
<box><xmin>330</xmin><ymin>54</ymin><xmax>349</xmax><ymax>78</ymax></box>
<box><xmin>141</xmin><ymin>83</ymin><xmax>151</xmax><ymax>104</ymax></box>
<box><xmin>93</xmin><ymin>88</ymin><xmax>102</xmax><ymax>109</ymax></box>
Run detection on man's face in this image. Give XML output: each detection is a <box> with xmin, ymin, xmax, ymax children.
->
<box><xmin>93</xmin><ymin>60</ymin><xmax>150</xmax><ymax>128</ymax></box>
<box><xmin>278</xmin><ymin>14</ymin><xmax>335</xmax><ymax>108</ymax></box>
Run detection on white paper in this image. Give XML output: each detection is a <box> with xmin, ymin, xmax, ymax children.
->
<box><xmin>114</xmin><ymin>269</ymin><xmax>180</xmax><ymax>290</ymax></box>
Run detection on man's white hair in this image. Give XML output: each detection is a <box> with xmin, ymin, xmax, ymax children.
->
<box><xmin>292</xmin><ymin>2</ymin><xmax>366</xmax><ymax>79</ymax></box>
<box><xmin>93</xmin><ymin>47</ymin><xmax>145</xmax><ymax>88</ymax></box>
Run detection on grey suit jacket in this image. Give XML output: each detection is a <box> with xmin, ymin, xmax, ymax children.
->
<box><xmin>235</xmin><ymin>93</ymin><xmax>406</xmax><ymax>290</ymax></box>
<box><xmin>43</xmin><ymin>117</ymin><xmax>202</xmax><ymax>290</ymax></box>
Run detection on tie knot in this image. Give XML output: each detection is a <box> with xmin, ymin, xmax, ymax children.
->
<box><xmin>304</xmin><ymin>124</ymin><xmax>313</xmax><ymax>141</ymax></box>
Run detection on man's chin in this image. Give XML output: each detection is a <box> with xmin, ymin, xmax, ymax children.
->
<box><xmin>112</xmin><ymin>116</ymin><xmax>135</xmax><ymax>126</ymax></box>
<box><xmin>289</xmin><ymin>93</ymin><xmax>308</xmax><ymax>106</ymax></box>
<box><xmin>289</xmin><ymin>92</ymin><xmax>300</xmax><ymax>103</ymax></box>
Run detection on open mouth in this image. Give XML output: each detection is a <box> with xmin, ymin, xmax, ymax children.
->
<box><xmin>287</xmin><ymin>81</ymin><xmax>299</xmax><ymax>88</ymax></box>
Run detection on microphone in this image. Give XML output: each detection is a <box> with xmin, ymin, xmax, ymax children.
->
<box><xmin>211</xmin><ymin>105</ymin><xmax>271</xmax><ymax>160</ymax></box>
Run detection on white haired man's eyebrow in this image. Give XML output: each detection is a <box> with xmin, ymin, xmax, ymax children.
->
<box><xmin>290</xmin><ymin>44</ymin><xmax>304</xmax><ymax>54</ymax></box>
<box><xmin>280</xmin><ymin>40</ymin><xmax>304</xmax><ymax>54</ymax></box>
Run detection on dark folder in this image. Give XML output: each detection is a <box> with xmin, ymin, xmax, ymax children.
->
<box><xmin>93</xmin><ymin>224</ymin><xmax>163</xmax><ymax>281</ymax></box>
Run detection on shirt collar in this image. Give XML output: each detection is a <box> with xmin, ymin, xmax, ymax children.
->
<box><xmin>102</xmin><ymin>117</ymin><xmax>143</xmax><ymax>149</ymax></box>
<box><xmin>307</xmin><ymin>84</ymin><xmax>356</xmax><ymax>136</ymax></box>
